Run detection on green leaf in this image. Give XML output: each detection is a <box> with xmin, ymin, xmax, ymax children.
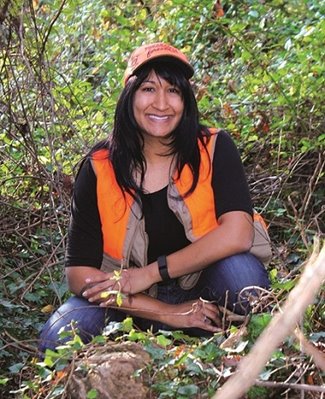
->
<box><xmin>128</xmin><ymin>330</ymin><xmax>147</xmax><ymax>342</ymax></box>
<box><xmin>91</xmin><ymin>335</ymin><xmax>106</xmax><ymax>344</ymax></box>
<box><xmin>269</xmin><ymin>268</ymin><xmax>278</xmax><ymax>283</ymax></box>
<box><xmin>9</xmin><ymin>363</ymin><xmax>24</xmax><ymax>374</ymax></box>
<box><xmin>259</xmin><ymin>369</ymin><xmax>273</xmax><ymax>381</ymax></box>
<box><xmin>174</xmin><ymin>352</ymin><xmax>189</xmax><ymax>367</ymax></box>
<box><xmin>0</xmin><ymin>300</ymin><xmax>22</xmax><ymax>309</ymax></box>
<box><xmin>185</xmin><ymin>360</ymin><xmax>204</xmax><ymax>377</ymax></box>
<box><xmin>194</xmin><ymin>342</ymin><xmax>225</xmax><ymax>361</ymax></box>
<box><xmin>241</xmin><ymin>49</ymin><xmax>252</xmax><ymax>62</ymax></box>
<box><xmin>68</xmin><ymin>334</ymin><xmax>84</xmax><ymax>349</ymax></box>
<box><xmin>144</xmin><ymin>344</ymin><xmax>166</xmax><ymax>361</ymax></box>
<box><xmin>156</xmin><ymin>334</ymin><xmax>172</xmax><ymax>348</ymax></box>
<box><xmin>116</xmin><ymin>292</ymin><xmax>123</xmax><ymax>307</ymax></box>
<box><xmin>272</xmin><ymin>279</ymin><xmax>296</xmax><ymax>291</ymax></box>
<box><xmin>177</xmin><ymin>384</ymin><xmax>199</xmax><ymax>396</ymax></box>
<box><xmin>42</xmin><ymin>348</ymin><xmax>65</xmax><ymax>367</ymax></box>
<box><xmin>247</xmin><ymin>313</ymin><xmax>272</xmax><ymax>342</ymax></box>
<box><xmin>43</xmin><ymin>356</ymin><xmax>54</xmax><ymax>368</ymax></box>
<box><xmin>87</xmin><ymin>389</ymin><xmax>98</xmax><ymax>399</ymax></box>
<box><xmin>122</xmin><ymin>317</ymin><xmax>133</xmax><ymax>332</ymax></box>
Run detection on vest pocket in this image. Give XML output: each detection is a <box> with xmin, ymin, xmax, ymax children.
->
<box><xmin>250</xmin><ymin>218</ymin><xmax>272</xmax><ymax>265</ymax></box>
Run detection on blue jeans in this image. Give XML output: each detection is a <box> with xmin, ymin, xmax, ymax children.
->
<box><xmin>39</xmin><ymin>252</ymin><xmax>269</xmax><ymax>352</ymax></box>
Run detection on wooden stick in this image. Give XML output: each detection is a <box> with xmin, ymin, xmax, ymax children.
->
<box><xmin>255</xmin><ymin>380</ymin><xmax>325</xmax><ymax>393</ymax></box>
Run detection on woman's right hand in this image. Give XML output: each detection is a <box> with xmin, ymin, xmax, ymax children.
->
<box><xmin>165</xmin><ymin>298</ymin><xmax>222</xmax><ymax>333</ymax></box>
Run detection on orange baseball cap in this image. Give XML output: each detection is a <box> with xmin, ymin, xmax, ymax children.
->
<box><xmin>123</xmin><ymin>42</ymin><xmax>194</xmax><ymax>85</ymax></box>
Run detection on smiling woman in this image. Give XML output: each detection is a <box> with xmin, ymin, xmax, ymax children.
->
<box><xmin>39</xmin><ymin>42</ymin><xmax>271</xmax><ymax>352</ymax></box>
<box><xmin>133</xmin><ymin>71</ymin><xmax>184</xmax><ymax>142</ymax></box>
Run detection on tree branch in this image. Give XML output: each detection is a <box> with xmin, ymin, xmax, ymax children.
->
<box><xmin>255</xmin><ymin>380</ymin><xmax>325</xmax><ymax>393</ymax></box>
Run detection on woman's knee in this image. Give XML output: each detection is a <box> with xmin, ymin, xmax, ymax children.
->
<box><xmin>202</xmin><ymin>252</ymin><xmax>269</xmax><ymax>288</ymax></box>
<box><xmin>197</xmin><ymin>252</ymin><xmax>270</xmax><ymax>313</ymax></box>
<box><xmin>39</xmin><ymin>296</ymin><xmax>108</xmax><ymax>352</ymax></box>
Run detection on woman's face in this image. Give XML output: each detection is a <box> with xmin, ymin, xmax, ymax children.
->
<box><xmin>133</xmin><ymin>71</ymin><xmax>184</xmax><ymax>142</ymax></box>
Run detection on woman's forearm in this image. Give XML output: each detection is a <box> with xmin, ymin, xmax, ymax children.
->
<box><xmin>147</xmin><ymin>211</ymin><xmax>254</xmax><ymax>283</ymax></box>
<box><xmin>110</xmin><ymin>293</ymin><xmax>172</xmax><ymax>324</ymax></box>
<box><xmin>66</xmin><ymin>266</ymin><xmax>108</xmax><ymax>296</ymax></box>
<box><xmin>80</xmin><ymin>211</ymin><xmax>254</xmax><ymax>299</ymax></box>
<box><xmin>105</xmin><ymin>293</ymin><xmax>220</xmax><ymax>332</ymax></box>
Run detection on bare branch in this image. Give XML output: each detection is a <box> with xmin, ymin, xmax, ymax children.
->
<box><xmin>255</xmin><ymin>380</ymin><xmax>325</xmax><ymax>394</ymax></box>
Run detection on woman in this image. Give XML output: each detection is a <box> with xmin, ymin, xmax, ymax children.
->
<box><xmin>40</xmin><ymin>43</ymin><xmax>271</xmax><ymax>352</ymax></box>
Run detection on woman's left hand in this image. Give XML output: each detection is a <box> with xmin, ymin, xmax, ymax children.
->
<box><xmin>82</xmin><ymin>267</ymin><xmax>152</xmax><ymax>302</ymax></box>
<box><xmin>164</xmin><ymin>298</ymin><xmax>222</xmax><ymax>332</ymax></box>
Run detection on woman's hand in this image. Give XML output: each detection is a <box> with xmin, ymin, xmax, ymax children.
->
<box><xmin>165</xmin><ymin>298</ymin><xmax>222</xmax><ymax>333</ymax></box>
<box><xmin>97</xmin><ymin>295</ymin><xmax>222</xmax><ymax>334</ymax></box>
<box><xmin>82</xmin><ymin>274</ymin><xmax>221</xmax><ymax>333</ymax></box>
<box><xmin>82</xmin><ymin>267</ymin><xmax>153</xmax><ymax>302</ymax></box>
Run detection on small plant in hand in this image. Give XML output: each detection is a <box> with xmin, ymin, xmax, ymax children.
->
<box><xmin>99</xmin><ymin>270</ymin><xmax>126</xmax><ymax>307</ymax></box>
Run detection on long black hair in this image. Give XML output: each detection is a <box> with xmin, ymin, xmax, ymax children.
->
<box><xmin>91</xmin><ymin>60</ymin><xmax>210</xmax><ymax>202</ymax></box>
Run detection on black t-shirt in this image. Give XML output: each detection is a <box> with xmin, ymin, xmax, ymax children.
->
<box><xmin>65</xmin><ymin>131</ymin><xmax>253</xmax><ymax>268</ymax></box>
<box><xmin>140</xmin><ymin>186</ymin><xmax>191</xmax><ymax>264</ymax></box>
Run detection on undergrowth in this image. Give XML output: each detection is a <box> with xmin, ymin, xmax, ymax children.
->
<box><xmin>8</xmin><ymin>312</ymin><xmax>325</xmax><ymax>399</ymax></box>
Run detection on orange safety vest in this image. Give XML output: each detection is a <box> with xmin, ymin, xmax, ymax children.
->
<box><xmin>91</xmin><ymin>129</ymin><xmax>271</xmax><ymax>289</ymax></box>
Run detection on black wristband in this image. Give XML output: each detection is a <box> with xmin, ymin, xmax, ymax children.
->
<box><xmin>157</xmin><ymin>255</ymin><xmax>171</xmax><ymax>281</ymax></box>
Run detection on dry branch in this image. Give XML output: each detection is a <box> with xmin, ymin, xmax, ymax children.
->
<box><xmin>255</xmin><ymin>380</ymin><xmax>325</xmax><ymax>394</ymax></box>
<box><xmin>213</xmin><ymin>242</ymin><xmax>325</xmax><ymax>399</ymax></box>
